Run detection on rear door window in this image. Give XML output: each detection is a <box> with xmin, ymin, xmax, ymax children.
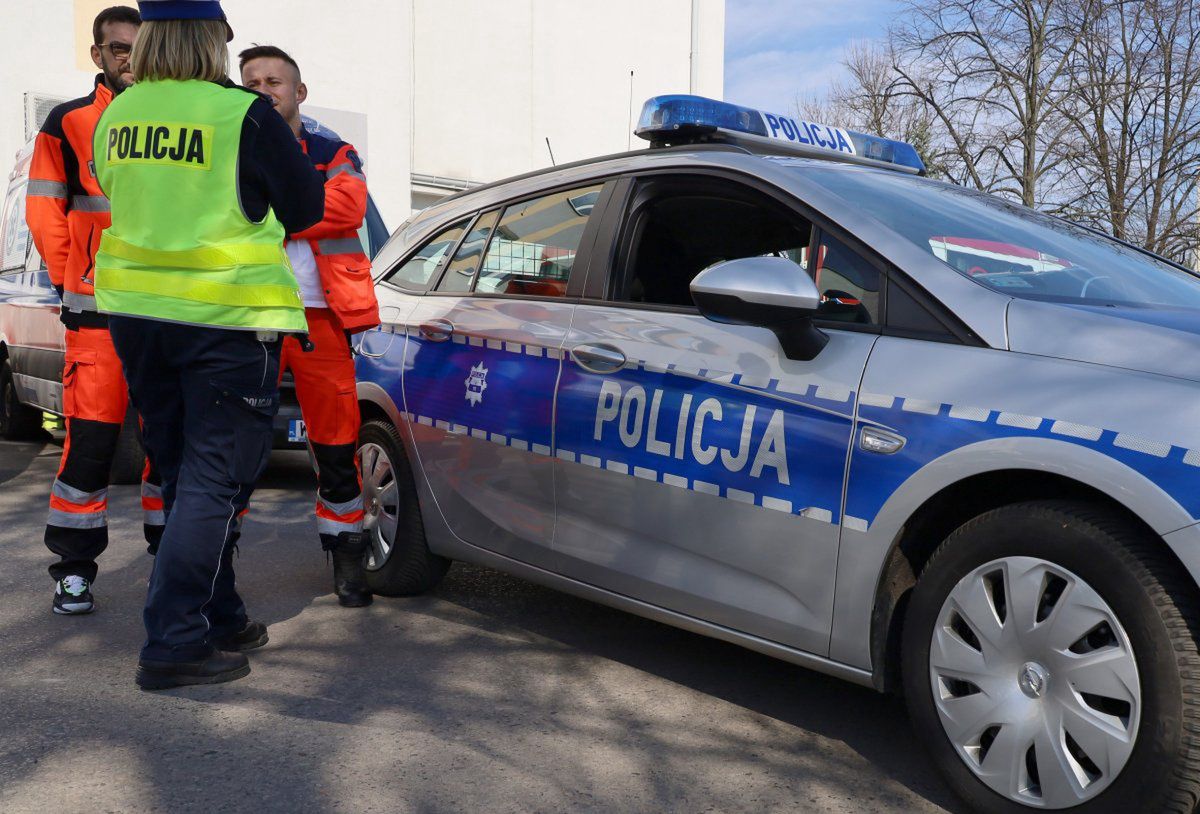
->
<box><xmin>474</xmin><ymin>185</ymin><xmax>604</xmax><ymax>298</ymax></box>
<box><xmin>384</xmin><ymin>219</ymin><xmax>470</xmax><ymax>291</ymax></box>
<box><xmin>436</xmin><ymin>210</ymin><xmax>500</xmax><ymax>294</ymax></box>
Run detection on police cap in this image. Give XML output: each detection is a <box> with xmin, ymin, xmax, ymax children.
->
<box><xmin>136</xmin><ymin>1</ymin><xmax>233</xmax><ymax>41</ymax></box>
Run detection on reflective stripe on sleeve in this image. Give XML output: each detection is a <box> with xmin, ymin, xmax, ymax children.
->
<box><xmin>62</xmin><ymin>291</ymin><xmax>98</xmax><ymax>314</ymax></box>
<box><xmin>144</xmin><ymin>510</ymin><xmax>166</xmax><ymax>526</ymax></box>
<box><xmin>70</xmin><ymin>195</ymin><xmax>111</xmax><ymax>213</ymax></box>
<box><xmin>326</xmin><ymin>164</ymin><xmax>365</xmax><ymax>181</ymax></box>
<box><xmin>316</xmin><ymin>238</ymin><xmax>365</xmax><ymax>256</ymax></box>
<box><xmin>28</xmin><ymin>180</ymin><xmax>68</xmax><ymax>199</ymax></box>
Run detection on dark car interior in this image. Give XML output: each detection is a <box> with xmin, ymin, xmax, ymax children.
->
<box><xmin>609</xmin><ymin>175</ymin><xmax>882</xmax><ymax>327</ymax></box>
<box><xmin>612</xmin><ymin>177</ymin><xmax>814</xmax><ymax>308</ymax></box>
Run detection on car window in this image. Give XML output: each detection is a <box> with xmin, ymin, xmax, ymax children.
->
<box><xmin>473</xmin><ymin>184</ymin><xmax>603</xmax><ymax>298</ymax></box>
<box><xmin>613</xmin><ymin>177</ymin><xmax>813</xmax><ymax>307</ymax></box>
<box><xmin>384</xmin><ymin>219</ymin><xmax>469</xmax><ymax>290</ymax></box>
<box><xmin>437</xmin><ymin>210</ymin><xmax>500</xmax><ymax>294</ymax></box>
<box><xmin>358</xmin><ymin>195</ymin><xmax>389</xmax><ymax>261</ymax></box>
<box><xmin>2</xmin><ymin>183</ymin><xmax>30</xmax><ymax>272</ymax></box>
<box><xmin>813</xmin><ymin>231</ymin><xmax>880</xmax><ymax>325</ymax></box>
<box><xmin>801</xmin><ymin>165</ymin><xmax>1200</xmax><ymax>310</ymax></box>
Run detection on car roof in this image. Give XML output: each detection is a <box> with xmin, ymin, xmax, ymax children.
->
<box><xmin>373</xmin><ymin>144</ymin><xmax>1013</xmax><ymax>350</ymax></box>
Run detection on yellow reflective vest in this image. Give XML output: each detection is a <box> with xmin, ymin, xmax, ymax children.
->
<box><xmin>92</xmin><ymin>79</ymin><xmax>305</xmax><ymax>332</ymax></box>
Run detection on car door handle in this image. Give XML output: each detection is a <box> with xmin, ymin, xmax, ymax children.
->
<box><xmin>571</xmin><ymin>343</ymin><xmax>626</xmax><ymax>374</ymax></box>
<box><xmin>419</xmin><ymin>319</ymin><xmax>455</xmax><ymax>342</ymax></box>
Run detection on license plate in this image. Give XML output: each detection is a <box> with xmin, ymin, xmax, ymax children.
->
<box><xmin>288</xmin><ymin>419</ymin><xmax>308</xmax><ymax>443</ymax></box>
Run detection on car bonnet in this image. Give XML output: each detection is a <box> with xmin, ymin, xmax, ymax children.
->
<box><xmin>1008</xmin><ymin>297</ymin><xmax>1200</xmax><ymax>383</ymax></box>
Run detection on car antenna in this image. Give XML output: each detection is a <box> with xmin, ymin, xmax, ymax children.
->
<box><xmin>545</xmin><ymin>137</ymin><xmax>556</xmax><ymax>167</ymax></box>
<box><xmin>627</xmin><ymin>70</ymin><xmax>635</xmax><ymax>150</ymax></box>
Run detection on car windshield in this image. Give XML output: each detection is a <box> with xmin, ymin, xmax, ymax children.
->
<box><xmin>798</xmin><ymin>165</ymin><xmax>1200</xmax><ymax>310</ymax></box>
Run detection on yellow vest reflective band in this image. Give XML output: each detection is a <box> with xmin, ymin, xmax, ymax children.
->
<box><xmin>92</xmin><ymin>80</ymin><xmax>306</xmax><ymax>332</ymax></box>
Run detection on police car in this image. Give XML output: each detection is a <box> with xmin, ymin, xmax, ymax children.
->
<box><xmin>353</xmin><ymin>95</ymin><xmax>1200</xmax><ymax>813</ymax></box>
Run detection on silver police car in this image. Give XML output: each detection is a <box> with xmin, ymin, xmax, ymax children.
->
<box><xmin>353</xmin><ymin>95</ymin><xmax>1200</xmax><ymax>813</ymax></box>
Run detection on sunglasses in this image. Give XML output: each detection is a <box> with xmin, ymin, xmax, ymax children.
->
<box><xmin>99</xmin><ymin>41</ymin><xmax>133</xmax><ymax>59</ymax></box>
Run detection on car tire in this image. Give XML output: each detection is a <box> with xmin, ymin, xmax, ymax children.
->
<box><xmin>108</xmin><ymin>410</ymin><xmax>144</xmax><ymax>486</ymax></box>
<box><xmin>358</xmin><ymin>418</ymin><xmax>450</xmax><ymax>596</ymax></box>
<box><xmin>902</xmin><ymin>500</ymin><xmax>1200</xmax><ymax>813</ymax></box>
<box><xmin>1</xmin><ymin>360</ymin><xmax>44</xmax><ymax>441</ymax></box>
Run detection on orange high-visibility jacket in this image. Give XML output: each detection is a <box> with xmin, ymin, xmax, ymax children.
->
<box><xmin>291</xmin><ymin>130</ymin><xmax>380</xmax><ymax>334</ymax></box>
<box><xmin>26</xmin><ymin>75</ymin><xmax>114</xmax><ymax>330</ymax></box>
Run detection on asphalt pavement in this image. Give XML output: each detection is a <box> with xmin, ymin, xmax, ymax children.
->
<box><xmin>0</xmin><ymin>434</ymin><xmax>962</xmax><ymax>813</ymax></box>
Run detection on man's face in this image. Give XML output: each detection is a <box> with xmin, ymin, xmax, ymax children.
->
<box><xmin>241</xmin><ymin>57</ymin><xmax>307</xmax><ymax>128</ymax></box>
<box><xmin>91</xmin><ymin>21</ymin><xmax>139</xmax><ymax>91</ymax></box>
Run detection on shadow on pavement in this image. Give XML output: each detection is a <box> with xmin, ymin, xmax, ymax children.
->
<box><xmin>0</xmin><ymin>443</ymin><xmax>964</xmax><ymax>813</ymax></box>
<box><xmin>0</xmin><ymin>435</ymin><xmax>53</xmax><ymax>486</ymax></box>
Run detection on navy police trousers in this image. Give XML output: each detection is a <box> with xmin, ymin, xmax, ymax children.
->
<box><xmin>109</xmin><ymin>317</ymin><xmax>281</xmax><ymax>662</ymax></box>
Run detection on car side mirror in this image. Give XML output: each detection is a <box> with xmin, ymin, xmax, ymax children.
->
<box><xmin>690</xmin><ymin>256</ymin><xmax>829</xmax><ymax>361</ymax></box>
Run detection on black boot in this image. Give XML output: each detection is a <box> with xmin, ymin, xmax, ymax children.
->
<box><xmin>323</xmin><ymin>532</ymin><xmax>372</xmax><ymax>608</ymax></box>
<box><xmin>136</xmin><ymin>650</ymin><xmax>250</xmax><ymax>690</ymax></box>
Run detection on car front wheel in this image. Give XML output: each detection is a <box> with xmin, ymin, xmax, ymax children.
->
<box><xmin>902</xmin><ymin>501</ymin><xmax>1200</xmax><ymax>813</ymax></box>
<box><xmin>357</xmin><ymin>418</ymin><xmax>449</xmax><ymax>596</ymax></box>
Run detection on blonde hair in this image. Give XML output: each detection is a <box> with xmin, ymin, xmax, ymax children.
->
<box><xmin>130</xmin><ymin>19</ymin><xmax>229</xmax><ymax>83</ymax></box>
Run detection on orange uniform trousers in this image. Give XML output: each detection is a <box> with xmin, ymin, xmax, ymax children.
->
<box><xmin>280</xmin><ymin>307</ymin><xmax>364</xmax><ymax>544</ymax></box>
<box><xmin>46</xmin><ymin>327</ymin><xmax>162</xmax><ymax>582</ymax></box>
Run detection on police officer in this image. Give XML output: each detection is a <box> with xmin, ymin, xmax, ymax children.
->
<box><xmin>240</xmin><ymin>45</ymin><xmax>380</xmax><ymax>607</ymax></box>
<box><xmin>92</xmin><ymin>0</ymin><xmax>325</xmax><ymax>689</ymax></box>
<box><xmin>26</xmin><ymin>5</ymin><xmax>164</xmax><ymax>616</ymax></box>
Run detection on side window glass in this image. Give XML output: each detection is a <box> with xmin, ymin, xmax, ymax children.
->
<box><xmin>437</xmin><ymin>210</ymin><xmax>499</xmax><ymax>294</ymax></box>
<box><xmin>385</xmin><ymin>219</ymin><xmax>468</xmax><ymax>290</ymax></box>
<box><xmin>2</xmin><ymin>184</ymin><xmax>31</xmax><ymax>273</ymax></box>
<box><xmin>888</xmin><ymin>280</ymin><xmax>951</xmax><ymax>337</ymax></box>
<box><xmin>615</xmin><ymin>181</ymin><xmax>812</xmax><ymax>307</ymax></box>
<box><xmin>474</xmin><ymin>184</ymin><xmax>603</xmax><ymax>298</ymax></box>
<box><xmin>813</xmin><ymin>232</ymin><xmax>881</xmax><ymax>325</ymax></box>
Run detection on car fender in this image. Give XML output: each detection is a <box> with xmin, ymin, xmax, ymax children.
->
<box><xmin>829</xmin><ymin>435</ymin><xmax>1200</xmax><ymax>670</ymax></box>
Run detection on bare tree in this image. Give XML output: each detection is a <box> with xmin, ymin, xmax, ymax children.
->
<box><xmin>803</xmin><ymin>0</ymin><xmax>1200</xmax><ymax>264</ymax></box>
<box><xmin>889</xmin><ymin>0</ymin><xmax>1089</xmax><ymax>207</ymax></box>
<box><xmin>797</xmin><ymin>41</ymin><xmax>947</xmax><ymax>176</ymax></box>
<box><xmin>1059</xmin><ymin>0</ymin><xmax>1200</xmax><ymax>263</ymax></box>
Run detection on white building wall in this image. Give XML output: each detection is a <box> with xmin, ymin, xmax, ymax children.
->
<box><xmin>225</xmin><ymin>1</ymin><xmax>413</xmax><ymax>224</ymax></box>
<box><xmin>412</xmin><ymin>0</ymin><xmax>724</xmax><ymax>191</ymax></box>
<box><xmin>0</xmin><ymin>0</ymin><xmax>723</xmax><ymax>226</ymax></box>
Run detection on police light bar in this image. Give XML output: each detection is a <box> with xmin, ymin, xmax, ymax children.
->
<box><xmin>635</xmin><ymin>95</ymin><xmax>925</xmax><ymax>175</ymax></box>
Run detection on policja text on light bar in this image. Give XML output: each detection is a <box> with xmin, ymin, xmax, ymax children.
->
<box><xmin>634</xmin><ymin>94</ymin><xmax>926</xmax><ymax>175</ymax></box>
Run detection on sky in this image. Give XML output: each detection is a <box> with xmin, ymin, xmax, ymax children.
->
<box><xmin>724</xmin><ymin>0</ymin><xmax>905</xmax><ymax>116</ymax></box>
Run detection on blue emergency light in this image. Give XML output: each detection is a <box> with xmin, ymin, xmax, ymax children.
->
<box><xmin>635</xmin><ymin>94</ymin><xmax>925</xmax><ymax>175</ymax></box>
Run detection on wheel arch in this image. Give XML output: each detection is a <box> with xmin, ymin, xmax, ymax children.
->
<box><xmin>357</xmin><ymin>380</ymin><xmax>403</xmax><ymax>427</ymax></box>
<box><xmin>829</xmin><ymin>437</ymin><xmax>1200</xmax><ymax>691</ymax></box>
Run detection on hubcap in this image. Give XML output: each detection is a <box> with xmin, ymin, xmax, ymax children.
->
<box><xmin>357</xmin><ymin>442</ymin><xmax>400</xmax><ymax>571</ymax></box>
<box><xmin>1017</xmin><ymin>662</ymin><xmax>1049</xmax><ymax>699</ymax></box>
<box><xmin>929</xmin><ymin>557</ymin><xmax>1140</xmax><ymax>808</ymax></box>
